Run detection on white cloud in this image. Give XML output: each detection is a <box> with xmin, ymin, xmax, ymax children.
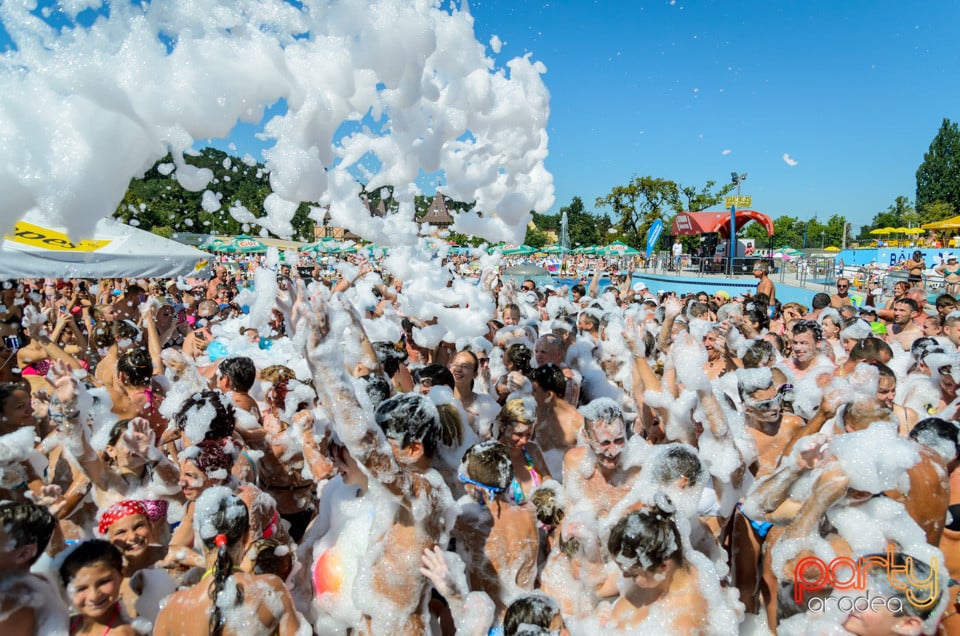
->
<box><xmin>782</xmin><ymin>153</ymin><xmax>799</xmax><ymax>167</ymax></box>
<box><xmin>489</xmin><ymin>35</ymin><xmax>502</xmax><ymax>54</ymax></box>
<box><xmin>721</xmin><ymin>149</ymin><xmax>731</xmax><ymax>156</ymax></box>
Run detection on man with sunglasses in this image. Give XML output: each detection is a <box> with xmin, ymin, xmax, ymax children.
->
<box><xmin>829</xmin><ymin>278</ymin><xmax>853</xmax><ymax>308</ymax></box>
<box><xmin>729</xmin><ymin>367</ymin><xmax>806</xmax><ymax>620</ymax></box>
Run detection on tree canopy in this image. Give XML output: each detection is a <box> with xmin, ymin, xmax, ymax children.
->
<box><xmin>114</xmin><ymin>148</ymin><xmax>315</xmax><ymax>240</ymax></box>
<box><xmin>916</xmin><ymin>118</ymin><xmax>960</xmax><ymax>220</ymax></box>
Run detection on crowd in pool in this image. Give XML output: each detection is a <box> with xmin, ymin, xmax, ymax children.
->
<box><xmin>3</xmin><ymin>252</ymin><xmax>960</xmax><ymax>636</ymax></box>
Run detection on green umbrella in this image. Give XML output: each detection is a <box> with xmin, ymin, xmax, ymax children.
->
<box><xmin>539</xmin><ymin>245</ymin><xmax>564</xmax><ymax>254</ymax></box>
<box><xmin>501</xmin><ymin>244</ymin><xmax>537</xmax><ymax>256</ymax></box>
<box><xmin>228</xmin><ymin>234</ymin><xmax>268</xmax><ymax>254</ymax></box>
<box><xmin>299</xmin><ymin>237</ymin><xmax>339</xmax><ymax>253</ymax></box>
<box><xmin>199</xmin><ymin>237</ymin><xmax>229</xmax><ymax>251</ymax></box>
<box><xmin>597</xmin><ymin>240</ymin><xmax>640</xmax><ymax>256</ymax></box>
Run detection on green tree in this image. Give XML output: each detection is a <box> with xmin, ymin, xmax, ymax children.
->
<box><xmin>596</xmin><ymin>177</ymin><xmax>679</xmax><ymax>248</ymax></box>
<box><xmin>675</xmin><ymin>179</ymin><xmax>736</xmax><ymax>213</ymax></box>
<box><xmin>859</xmin><ymin>196</ymin><xmax>918</xmax><ymax>239</ymax></box>
<box><xmin>918</xmin><ymin>200</ymin><xmax>956</xmax><ymax>225</ymax></box>
<box><xmin>523</xmin><ymin>225</ymin><xmax>549</xmax><ymax>248</ymax></box>
<box><xmin>917</xmin><ymin>118</ymin><xmax>960</xmax><ymax>214</ymax></box>
<box><xmin>115</xmin><ymin>148</ymin><xmax>315</xmax><ymax>240</ymax></box>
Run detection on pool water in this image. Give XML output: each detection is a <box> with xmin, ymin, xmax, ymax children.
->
<box><xmin>554</xmin><ymin>276</ymin><xmax>822</xmax><ymax>307</ymax></box>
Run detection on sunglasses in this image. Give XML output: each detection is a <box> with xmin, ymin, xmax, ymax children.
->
<box><xmin>837</xmin><ymin>285</ymin><xmax>849</xmax><ymax>290</ymax></box>
<box><xmin>744</xmin><ymin>394</ymin><xmax>783</xmax><ymax>412</ymax></box>
<box><xmin>521</xmin><ymin>285</ymin><xmax>535</xmax><ymax>292</ymax></box>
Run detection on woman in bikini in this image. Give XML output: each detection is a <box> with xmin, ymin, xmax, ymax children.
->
<box><xmin>496</xmin><ymin>397</ymin><xmax>552</xmax><ymax>505</ymax></box>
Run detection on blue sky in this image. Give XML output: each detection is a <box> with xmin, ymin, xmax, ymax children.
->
<box><xmin>4</xmin><ymin>1</ymin><xmax>960</xmax><ymax>231</ymax></box>
<box><xmin>463</xmin><ymin>0</ymin><xmax>960</xmax><ymax>230</ymax></box>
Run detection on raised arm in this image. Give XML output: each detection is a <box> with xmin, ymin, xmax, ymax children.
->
<box><xmin>304</xmin><ymin>293</ymin><xmax>423</xmax><ymax>502</ymax></box>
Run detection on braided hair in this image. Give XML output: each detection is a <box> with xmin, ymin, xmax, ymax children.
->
<box><xmin>195</xmin><ymin>487</ymin><xmax>249</xmax><ymax>636</ymax></box>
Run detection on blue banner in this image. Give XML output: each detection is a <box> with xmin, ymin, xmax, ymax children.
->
<box><xmin>645</xmin><ymin>219</ymin><xmax>664</xmax><ymax>258</ymax></box>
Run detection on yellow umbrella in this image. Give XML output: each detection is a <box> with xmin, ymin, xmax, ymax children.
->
<box><xmin>824</xmin><ymin>246</ymin><xmax>841</xmax><ymax>252</ymax></box>
<box><xmin>922</xmin><ymin>215</ymin><xmax>960</xmax><ymax>230</ymax></box>
<box><xmin>869</xmin><ymin>227</ymin><xmax>895</xmax><ymax>235</ymax></box>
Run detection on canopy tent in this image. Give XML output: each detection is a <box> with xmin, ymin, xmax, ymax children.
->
<box><xmin>0</xmin><ymin>214</ymin><xmax>211</xmax><ymax>279</ymax></box>
<box><xmin>922</xmin><ymin>215</ymin><xmax>960</xmax><ymax>230</ymax></box>
<box><xmin>671</xmin><ymin>210</ymin><xmax>774</xmax><ymax>237</ymax></box>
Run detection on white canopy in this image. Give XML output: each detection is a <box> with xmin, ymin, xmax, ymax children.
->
<box><xmin>0</xmin><ymin>214</ymin><xmax>212</xmax><ymax>279</ymax></box>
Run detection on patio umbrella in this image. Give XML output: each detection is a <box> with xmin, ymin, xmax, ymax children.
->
<box><xmin>922</xmin><ymin>215</ymin><xmax>960</xmax><ymax>230</ymax></box>
<box><xmin>869</xmin><ymin>227</ymin><xmax>895</xmax><ymax>235</ymax></box>
<box><xmin>540</xmin><ymin>245</ymin><xmax>564</xmax><ymax>254</ymax></box>
<box><xmin>597</xmin><ymin>240</ymin><xmax>641</xmax><ymax>256</ymax></box>
<box><xmin>199</xmin><ymin>237</ymin><xmax>229</xmax><ymax>251</ymax></box>
<box><xmin>501</xmin><ymin>244</ymin><xmax>537</xmax><ymax>256</ymax></box>
<box><xmin>825</xmin><ymin>246</ymin><xmax>841</xmax><ymax>252</ymax></box>
<box><xmin>228</xmin><ymin>234</ymin><xmax>268</xmax><ymax>253</ymax></box>
<box><xmin>299</xmin><ymin>238</ymin><xmax>339</xmax><ymax>253</ymax></box>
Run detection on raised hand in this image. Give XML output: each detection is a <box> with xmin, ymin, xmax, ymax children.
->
<box><xmin>121</xmin><ymin>417</ymin><xmax>156</xmax><ymax>459</ymax></box>
<box><xmin>28</xmin><ymin>484</ymin><xmax>66</xmax><ymax>517</ymax></box>
<box><xmin>663</xmin><ymin>296</ymin><xmax>683</xmax><ymax>320</ymax></box>
<box><xmin>623</xmin><ymin>317</ymin><xmax>646</xmax><ymax>358</ymax></box>
<box><xmin>419</xmin><ymin>546</ymin><xmax>463</xmax><ymax>600</ymax></box>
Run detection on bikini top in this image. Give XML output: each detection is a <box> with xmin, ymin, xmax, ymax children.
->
<box><xmin>510</xmin><ymin>446</ymin><xmax>542</xmax><ymax>505</ymax></box>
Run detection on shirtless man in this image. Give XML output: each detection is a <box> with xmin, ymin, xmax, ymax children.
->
<box><xmin>305</xmin><ymin>293</ymin><xmax>453</xmax><ymax>636</ymax></box>
<box><xmin>454</xmin><ymin>441</ymin><xmax>538</xmax><ymax>620</ymax></box>
<box><xmin>729</xmin><ymin>367</ymin><xmax>807</xmax><ymax>622</ymax></box>
<box><xmin>936</xmin><ymin>254</ymin><xmax>960</xmax><ymax>297</ymax></box>
<box><xmin>830</xmin><ymin>278</ymin><xmax>854</xmax><ymax>308</ymax></box>
<box><xmin>886</xmin><ymin>297</ymin><xmax>924</xmax><ymax>352</ymax></box>
<box><xmin>753</xmin><ymin>262</ymin><xmax>776</xmax><ymax>310</ymax></box>
<box><xmin>529</xmin><ymin>364</ymin><xmax>584</xmax><ymax>465</ymax></box>
<box><xmin>562</xmin><ymin>398</ymin><xmax>638</xmax><ymax>522</ymax></box>
<box><xmin>782</xmin><ymin>320</ymin><xmax>834</xmax><ymax>380</ymax></box>
<box><xmin>945</xmin><ymin>312</ymin><xmax>960</xmax><ymax>350</ymax></box>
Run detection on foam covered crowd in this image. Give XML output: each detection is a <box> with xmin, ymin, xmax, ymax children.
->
<box><xmin>2</xmin><ymin>254</ymin><xmax>960</xmax><ymax>636</ymax></box>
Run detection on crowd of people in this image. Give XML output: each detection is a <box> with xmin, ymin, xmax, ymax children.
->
<box><xmin>1</xmin><ymin>250</ymin><xmax>960</xmax><ymax>635</ymax></box>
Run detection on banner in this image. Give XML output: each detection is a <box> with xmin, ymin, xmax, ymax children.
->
<box><xmin>6</xmin><ymin>220</ymin><xmax>111</xmax><ymax>252</ymax></box>
<box><xmin>645</xmin><ymin>219</ymin><xmax>664</xmax><ymax>258</ymax></box>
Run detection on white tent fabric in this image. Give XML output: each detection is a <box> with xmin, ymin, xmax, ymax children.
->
<box><xmin>0</xmin><ymin>213</ymin><xmax>212</xmax><ymax>279</ymax></box>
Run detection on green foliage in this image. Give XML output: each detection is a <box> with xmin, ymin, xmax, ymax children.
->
<box><xmin>596</xmin><ymin>177</ymin><xmax>679</xmax><ymax>248</ymax></box>
<box><xmin>523</xmin><ymin>225</ymin><xmax>549</xmax><ymax>248</ymax></box>
<box><xmin>150</xmin><ymin>225</ymin><xmax>174</xmax><ymax>239</ymax></box>
<box><xmin>918</xmin><ymin>200</ymin><xmax>956</xmax><ymax>225</ymax></box>
<box><xmin>676</xmin><ymin>180</ymin><xmax>736</xmax><ymax>213</ymax></box>
<box><xmin>916</xmin><ymin>118</ymin><xmax>960</xmax><ymax>214</ymax></box>
<box><xmin>114</xmin><ymin>148</ymin><xmax>314</xmax><ymax>240</ymax></box>
<box><xmin>858</xmin><ymin>196</ymin><xmax>918</xmax><ymax>239</ymax></box>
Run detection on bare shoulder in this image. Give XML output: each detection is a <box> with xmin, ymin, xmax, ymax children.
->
<box><xmin>563</xmin><ymin>445</ymin><xmax>586</xmax><ymax>468</ymax></box>
<box><xmin>780</xmin><ymin>413</ymin><xmax>807</xmax><ymax>435</ymax></box>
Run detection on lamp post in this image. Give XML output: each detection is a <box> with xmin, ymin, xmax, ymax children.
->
<box><xmin>820</xmin><ymin>231</ymin><xmax>825</xmax><ymax>250</ymax></box>
<box><xmin>730</xmin><ymin>172</ymin><xmax>747</xmax><ymax>275</ymax></box>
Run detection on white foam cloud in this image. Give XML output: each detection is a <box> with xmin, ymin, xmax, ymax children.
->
<box><xmin>782</xmin><ymin>153</ymin><xmax>799</xmax><ymax>167</ymax></box>
<box><xmin>0</xmin><ymin>1</ymin><xmax>553</xmax><ymax>244</ymax></box>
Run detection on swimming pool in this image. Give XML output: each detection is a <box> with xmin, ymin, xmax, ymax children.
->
<box><xmin>555</xmin><ymin>275</ymin><xmax>822</xmax><ymax>307</ymax></box>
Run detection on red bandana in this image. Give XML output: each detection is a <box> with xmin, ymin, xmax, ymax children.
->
<box><xmin>98</xmin><ymin>500</ymin><xmax>148</xmax><ymax>535</ymax></box>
